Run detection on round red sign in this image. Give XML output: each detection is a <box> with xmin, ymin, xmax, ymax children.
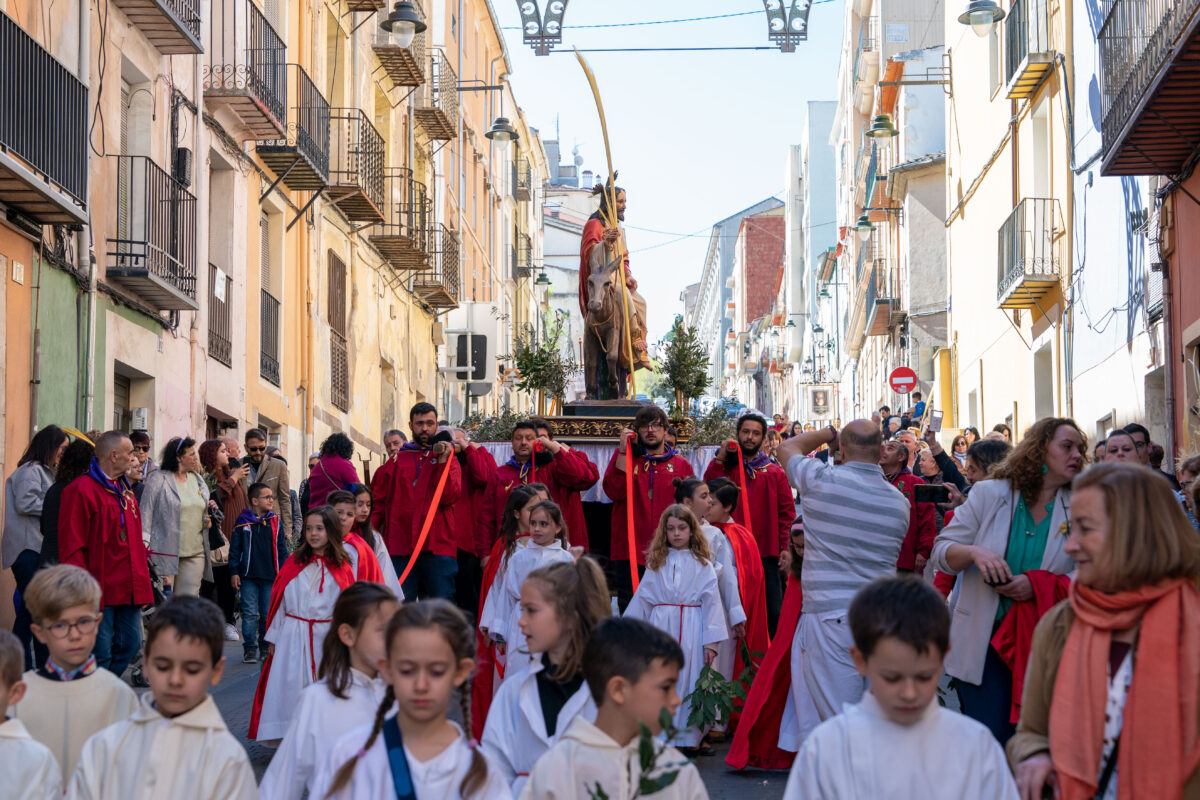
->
<box><xmin>888</xmin><ymin>366</ymin><xmax>918</xmax><ymax>394</ymax></box>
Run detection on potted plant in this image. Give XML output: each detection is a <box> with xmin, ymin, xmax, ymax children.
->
<box><xmin>660</xmin><ymin>317</ymin><xmax>711</xmax><ymax>417</ymax></box>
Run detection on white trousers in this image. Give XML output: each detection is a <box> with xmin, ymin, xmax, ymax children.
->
<box><xmin>779</xmin><ymin>623</ymin><xmax>822</xmax><ymax>752</ymax></box>
<box><xmin>799</xmin><ymin>611</ymin><xmax>866</xmax><ymax>721</ymax></box>
<box><xmin>174</xmin><ymin>555</ymin><xmax>205</xmax><ymax>596</ymax></box>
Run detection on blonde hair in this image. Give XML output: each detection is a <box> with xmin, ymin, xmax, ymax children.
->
<box><xmin>523</xmin><ymin>558</ymin><xmax>611</xmax><ymax>681</ymax></box>
<box><xmin>25</xmin><ymin>564</ymin><xmax>102</xmax><ymax>624</ymax></box>
<box><xmin>1073</xmin><ymin>463</ymin><xmax>1200</xmax><ymax>591</ymax></box>
<box><xmin>645</xmin><ymin>504</ymin><xmax>711</xmax><ymax>570</ymax></box>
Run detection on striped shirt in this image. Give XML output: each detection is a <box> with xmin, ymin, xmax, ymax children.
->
<box><xmin>786</xmin><ymin>457</ymin><xmax>910</xmax><ymax>615</ymax></box>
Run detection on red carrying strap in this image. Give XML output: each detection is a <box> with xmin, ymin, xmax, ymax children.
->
<box><xmin>735</xmin><ymin>445</ymin><xmax>752</xmax><ymax>530</ymax></box>
<box><xmin>397</xmin><ymin>458</ymin><xmax>453</xmax><ymax>586</ymax></box>
<box><xmin>625</xmin><ymin>446</ymin><xmax>639</xmax><ymax>592</ymax></box>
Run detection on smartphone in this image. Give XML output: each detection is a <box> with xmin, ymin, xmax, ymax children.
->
<box><xmin>914</xmin><ymin>483</ymin><xmax>951</xmax><ymax>504</ymax></box>
<box><xmin>928</xmin><ymin>409</ymin><xmax>944</xmax><ymax>433</ymax></box>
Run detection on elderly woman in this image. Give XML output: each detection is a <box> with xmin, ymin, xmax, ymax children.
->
<box><xmin>306</xmin><ymin>432</ymin><xmax>361</xmax><ymax>508</ymax></box>
<box><xmin>931</xmin><ymin>417</ymin><xmax>1087</xmax><ymax>743</ymax></box>
<box><xmin>1010</xmin><ymin>464</ymin><xmax>1200</xmax><ymax>799</ymax></box>
<box><xmin>140</xmin><ymin>436</ymin><xmax>212</xmax><ymax>596</ymax></box>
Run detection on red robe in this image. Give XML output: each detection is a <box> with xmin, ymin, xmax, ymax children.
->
<box><xmin>579</xmin><ymin>216</ymin><xmax>632</xmax><ymax>318</ymax></box>
<box><xmin>477</xmin><ymin>448</ymin><xmax>598</xmax><ymax>553</ymax></box>
<box><xmin>470</xmin><ymin>535</ymin><xmax>527</xmax><ymax>739</ymax></box>
<box><xmin>726</xmin><ymin>575</ymin><xmax>803</xmax><ymax>771</ymax></box>
<box><xmin>371</xmin><ymin>449</ymin><xmax>462</xmax><ymax>558</ymax></box>
<box><xmin>601</xmin><ymin>450</ymin><xmax>694</xmax><ymax>564</ymax></box>
<box><xmin>59</xmin><ymin>475</ymin><xmax>154</xmax><ymax>608</ymax></box>
<box><xmin>451</xmin><ymin>446</ymin><xmax>498</xmax><ymax>556</ymax></box>
<box><xmin>343</xmin><ymin>532</ymin><xmax>385</xmax><ymax>583</ymax></box>
<box><xmin>714</xmin><ymin>521</ymin><xmax>770</xmax><ymax>691</ymax></box>
<box><xmin>889</xmin><ymin>470</ymin><xmax>936</xmax><ymax>570</ymax></box>
<box><xmin>703</xmin><ymin>459</ymin><xmax>795</xmax><ymax>557</ymax></box>
<box><xmin>990</xmin><ymin>569</ymin><xmax>1071</xmax><ymax>723</ymax></box>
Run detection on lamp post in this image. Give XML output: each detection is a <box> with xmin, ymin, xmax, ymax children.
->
<box><xmin>456</xmin><ymin>81</ymin><xmax>521</xmax><ymax>148</ymax></box>
<box><xmin>957</xmin><ymin>0</ymin><xmax>1005</xmax><ymax>36</ymax></box>
<box><xmin>762</xmin><ymin>0</ymin><xmax>812</xmax><ymax>52</ymax></box>
<box><xmin>379</xmin><ymin>0</ymin><xmax>426</xmax><ymax>48</ymax></box>
<box><xmin>518</xmin><ymin>0</ymin><xmax>569</xmax><ymax>55</ymax></box>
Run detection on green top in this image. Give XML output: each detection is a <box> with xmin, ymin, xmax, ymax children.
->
<box><xmin>996</xmin><ymin>495</ymin><xmax>1055</xmax><ymax>621</ymax></box>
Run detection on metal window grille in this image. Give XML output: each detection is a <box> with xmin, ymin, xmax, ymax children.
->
<box><xmin>208</xmin><ymin>264</ymin><xmax>232</xmax><ymax>366</ymax></box>
<box><xmin>328</xmin><ymin>252</ymin><xmax>348</xmax><ymax>410</ymax></box>
<box><xmin>260</xmin><ymin>288</ymin><xmax>280</xmax><ymax>385</ymax></box>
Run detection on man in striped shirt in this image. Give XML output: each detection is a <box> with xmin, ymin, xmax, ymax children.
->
<box><xmin>777</xmin><ymin>420</ymin><xmax>910</xmax><ymax>721</ymax></box>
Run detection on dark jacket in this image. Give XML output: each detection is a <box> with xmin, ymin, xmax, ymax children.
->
<box><xmin>228</xmin><ymin>509</ymin><xmax>287</xmax><ymax>581</ymax></box>
<box><xmin>38</xmin><ymin>480</ymin><xmax>69</xmax><ymax>566</ymax></box>
<box><xmin>933</xmin><ymin>449</ymin><xmax>968</xmax><ymax>492</ymax></box>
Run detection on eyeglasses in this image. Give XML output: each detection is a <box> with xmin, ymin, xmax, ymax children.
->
<box><xmin>246</xmin><ymin>445</ymin><xmax>267</xmax><ymax>453</ymax></box>
<box><xmin>638</xmin><ymin>422</ymin><xmax>665</xmax><ymax>431</ymax></box>
<box><xmin>42</xmin><ymin>616</ymin><xmax>99</xmax><ymax>639</ymax></box>
<box><xmin>258</xmin><ymin>493</ymin><xmax>275</xmax><ymax>501</ymax></box>
<box><xmin>133</xmin><ymin>445</ymin><xmax>150</xmax><ymax>453</ymax></box>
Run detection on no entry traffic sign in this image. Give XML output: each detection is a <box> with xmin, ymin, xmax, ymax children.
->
<box><xmin>888</xmin><ymin>366</ymin><xmax>917</xmax><ymax>394</ymax></box>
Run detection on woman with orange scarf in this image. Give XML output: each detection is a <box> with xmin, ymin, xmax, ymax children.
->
<box><xmin>1009</xmin><ymin>463</ymin><xmax>1200</xmax><ymax>800</ymax></box>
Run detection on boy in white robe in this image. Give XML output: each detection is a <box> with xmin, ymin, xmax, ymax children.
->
<box><xmin>68</xmin><ymin>596</ymin><xmax>257</xmax><ymax>800</ymax></box>
<box><xmin>785</xmin><ymin>577</ymin><xmax>1018</xmax><ymax>800</ymax></box>
<box><xmin>521</xmin><ymin>617</ymin><xmax>709</xmax><ymax>800</ymax></box>
<box><xmin>1</xmin><ymin>630</ymin><xmax>62</xmax><ymax>800</ymax></box>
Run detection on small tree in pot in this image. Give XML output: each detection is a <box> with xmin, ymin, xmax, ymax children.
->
<box><xmin>660</xmin><ymin>317</ymin><xmax>711</xmax><ymax>417</ymax></box>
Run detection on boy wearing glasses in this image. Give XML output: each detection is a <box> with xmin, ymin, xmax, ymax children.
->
<box><xmin>228</xmin><ymin>482</ymin><xmax>288</xmax><ymax>665</ymax></box>
<box><xmin>8</xmin><ymin>565</ymin><xmax>137</xmax><ymax>779</ymax></box>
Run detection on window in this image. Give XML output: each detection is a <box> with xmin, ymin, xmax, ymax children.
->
<box><xmin>260</xmin><ymin>212</ymin><xmax>280</xmax><ymax>385</ymax></box>
<box><xmin>329</xmin><ymin>252</ymin><xmax>349</xmax><ymax>411</ymax></box>
<box><xmin>113</xmin><ymin>373</ymin><xmax>132</xmax><ymax>432</ymax></box>
<box><xmin>988</xmin><ymin>25</ymin><xmax>1002</xmax><ymax>96</ymax></box>
<box><xmin>208</xmin><ymin>264</ymin><xmax>232</xmax><ymax>367</ymax></box>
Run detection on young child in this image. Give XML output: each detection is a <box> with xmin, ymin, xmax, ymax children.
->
<box><xmin>623</xmin><ymin>504</ymin><xmax>728</xmax><ymax>750</ymax></box>
<box><xmin>314</xmin><ymin>600</ymin><xmax>512</xmax><ymax>799</ymax></box>
<box><xmin>69</xmin><ymin>595</ymin><xmax>257</xmax><ymax>799</ymax></box>
<box><xmin>0</xmin><ymin>629</ymin><xmax>62</xmax><ymax>799</ymax></box>
<box><xmin>229</xmin><ymin>481</ymin><xmax>289</xmax><ymax>664</ymax></box>
<box><xmin>328</xmin><ymin>490</ymin><xmax>387</xmax><ymax>585</ymax></box>
<box><xmin>7</xmin><ymin>564</ymin><xmax>137</xmax><ymax>779</ymax></box>
<box><xmin>487</xmin><ymin>500</ymin><xmax>575</xmax><ymax>678</ymax></box>
<box><xmin>259</xmin><ymin>582</ymin><xmax>398</xmax><ymax>799</ymax></box>
<box><xmin>521</xmin><ymin>616</ymin><xmax>709</xmax><ymax>799</ymax></box>
<box><xmin>349</xmin><ymin>483</ymin><xmax>404</xmax><ymax>595</ymax></box>
<box><xmin>785</xmin><ymin>577</ymin><xmax>1019</xmax><ymax>799</ymax></box>
<box><xmin>481</xmin><ymin>558</ymin><xmax>610</xmax><ymax>795</ymax></box>
<box><xmin>249</xmin><ymin>506</ymin><xmax>356</xmax><ymax>741</ymax></box>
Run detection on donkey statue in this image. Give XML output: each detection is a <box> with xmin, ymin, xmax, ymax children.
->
<box><xmin>583</xmin><ymin>244</ymin><xmax>630</xmax><ymax>400</ymax></box>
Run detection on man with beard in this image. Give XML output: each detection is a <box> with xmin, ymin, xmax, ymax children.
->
<box><xmin>384</xmin><ymin>429</ymin><xmax>407</xmax><ymax>457</ymax></box>
<box><xmin>879</xmin><ymin>439</ymin><xmax>935</xmax><ymax>574</ymax></box>
<box><xmin>443</xmin><ymin>426</ymin><xmax>497</xmax><ymax>617</ymax></box>
<box><xmin>602</xmin><ymin>405</ymin><xmax>695</xmax><ymax>609</ymax></box>
<box><xmin>478</xmin><ymin>420</ymin><xmax>599</xmax><ymax>558</ymax></box>
<box><xmin>371</xmin><ymin>402</ymin><xmax>462</xmax><ymax>600</ymax></box>
<box><xmin>241</xmin><ymin>428</ymin><xmax>292</xmax><ymax>538</ymax></box>
<box><xmin>704</xmin><ymin>412</ymin><xmax>795</xmax><ymax>634</ymax></box>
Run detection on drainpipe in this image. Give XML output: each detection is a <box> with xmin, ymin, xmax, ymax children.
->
<box><xmin>1158</xmin><ymin>178</ymin><xmax>1177</xmax><ymax>459</ymax></box>
<box><xmin>78</xmin><ymin>0</ymin><xmax>95</xmax><ymax>430</ymax></box>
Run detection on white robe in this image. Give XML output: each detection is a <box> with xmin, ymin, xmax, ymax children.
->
<box><xmin>784</xmin><ymin>691</ymin><xmax>1019</xmax><ymax>799</ymax></box>
<box><xmin>313</xmin><ymin>720</ymin><xmax>513</xmax><ymax>800</ymax></box>
<box><xmin>699</xmin><ymin>522</ymin><xmax>745</xmax><ymax>683</ymax></box>
<box><xmin>480</xmin><ymin>657</ymin><xmax>596</xmax><ymax>797</ymax></box>
<box><xmin>256</xmin><ymin>558</ymin><xmax>345</xmax><ymax>740</ymax></box>
<box><xmin>1</xmin><ymin>717</ymin><xmax>62</xmax><ymax>800</ymax></box>
<box><xmin>519</xmin><ymin>716</ymin><xmax>710</xmax><ymax>800</ymax></box>
<box><xmin>487</xmin><ymin>540</ymin><xmax>574</xmax><ymax>678</ymax></box>
<box><xmin>369</xmin><ymin>528</ymin><xmax>404</xmax><ymax>597</ymax></box>
<box><xmin>67</xmin><ymin>694</ymin><xmax>256</xmax><ymax>800</ymax></box>
<box><xmin>259</xmin><ymin>668</ymin><xmax>391</xmax><ymax>800</ymax></box>
<box><xmin>623</xmin><ymin>548</ymin><xmax>729</xmax><ymax>747</ymax></box>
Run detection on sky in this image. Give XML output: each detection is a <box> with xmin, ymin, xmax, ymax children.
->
<box><xmin>492</xmin><ymin>0</ymin><xmax>847</xmax><ymax>342</ymax></box>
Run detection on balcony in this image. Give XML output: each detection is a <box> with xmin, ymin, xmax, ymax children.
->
<box><xmin>997</xmin><ymin>198</ymin><xmax>1063</xmax><ymax>310</ymax></box>
<box><xmin>864</xmin><ymin>259</ymin><xmax>905</xmax><ymax>336</ymax></box>
<box><xmin>0</xmin><ymin>11</ymin><xmax>88</xmax><ymax>225</ymax></box>
<box><xmin>514</xmin><ymin>232</ymin><xmax>532</xmax><ymax>276</ymax></box>
<box><xmin>414</xmin><ymin>225</ymin><xmax>460</xmax><ymax>308</ymax></box>
<box><xmin>345</xmin><ymin>0</ymin><xmax>384</xmax><ymax>11</ymax></box>
<box><xmin>1099</xmin><ymin>0</ymin><xmax>1200</xmax><ymax>175</ymax></box>
<box><xmin>203</xmin><ymin>0</ymin><xmax>286</xmax><ymax>139</ymax></box>
<box><xmin>373</xmin><ymin>18</ymin><xmax>426</xmax><ymax>88</ymax></box>
<box><xmin>327</xmin><ymin>108</ymin><xmax>385</xmax><ymax>223</ymax></box>
<box><xmin>415</xmin><ymin>51</ymin><xmax>459</xmax><ymax>140</ymax></box>
<box><xmin>260</xmin><ymin>288</ymin><xmax>280</xmax><ymax>385</ymax></box>
<box><xmin>106</xmin><ymin>156</ymin><xmax>198</xmax><ymax>311</ymax></box>
<box><xmin>1005</xmin><ymin>0</ymin><xmax>1054</xmax><ymax>99</ymax></box>
<box><xmin>514</xmin><ymin>157</ymin><xmax>532</xmax><ymax>201</ymax></box>
<box><xmin>256</xmin><ymin>64</ymin><xmax>329</xmax><ymax>191</ymax></box>
<box><xmin>207</xmin><ymin>264</ymin><xmax>232</xmax><ymax>367</ymax></box>
<box><xmin>110</xmin><ymin>0</ymin><xmax>201</xmax><ymax>54</ymax></box>
<box><xmin>368</xmin><ymin>168</ymin><xmax>431</xmax><ymax>270</ymax></box>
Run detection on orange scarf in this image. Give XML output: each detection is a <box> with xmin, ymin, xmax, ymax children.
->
<box><xmin>1048</xmin><ymin>578</ymin><xmax>1200</xmax><ymax>800</ymax></box>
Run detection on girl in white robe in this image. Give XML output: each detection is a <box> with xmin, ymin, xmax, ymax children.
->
<box><xmin>624</xmin><ymin>504</ymin><xmax>729</xmax><ymax>749</ymax></box>
<box><xmin>480</xmin><ymin>557</ymin><xmax>610</xmax><ymax>796</ymax></box>
<box><xmin>313</xmin><ymin>599</ymin><xmax>513</xmax><ymax>800</ymax></box>
<box><xmin>351</xmin><ymin>483</ymin><xmax>404</xmax><ymax>595</ymax></box>
<box><xmin>487</xmin><ymin>500</ymin><xmax>574</xmax><ymax>678</ymax></box>
<box><xmin>259</xmin><ymin>582</ymin><xmax>399</xmax><ymax>799</ymax></box>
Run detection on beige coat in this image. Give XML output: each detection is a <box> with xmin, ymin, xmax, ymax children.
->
<box><xmin>242</xmin><ymin>455</ymin><xmax>292</xmax><ymax>535</ymax></box>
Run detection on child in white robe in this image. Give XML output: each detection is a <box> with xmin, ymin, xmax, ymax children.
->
<box><xmin>481</xmin><ymin>557</ymin><xmax>609</xmax><ymax>795</ymax></box>
<box><xmin>624</xmin><ymin>504</ymin><xmax>729</xmax><ymax>749</ymax></box>
<box><xmin>785</xmin><ymin>577</ymin><xmax>1019</xmax><ymax>799</ymax></box>
<box><xmin>259</xmin><ymin>582</ymin><xmax>399</xmax><ymax>799</ymax></box>
<box><xmin>351</xmin><ymin>483</ymin><xmax>404</xmax><ymax>594</ymax></box>
<box><xmin>520</xmin><ymin>616</ymin><xmax>709</xmax><ymax>800</ymax></box>
<box><xmin>313</xmin><ymin>599</ymin><xmax>513</xmax><ymax>799</ymax></box>
<box><xmin>1</xmin><ymin>630</ymin><xmax>62</xmax><ymax>800</ymax></box>
<box><xmin>68</xmin><ymin>596</ymin><xmax>257</xmax><ymax>800</ymax></box>
<box><xmin>486</xmin><ymin>500</ymin><xmax>574</xmax><ymax>677</ymax></box>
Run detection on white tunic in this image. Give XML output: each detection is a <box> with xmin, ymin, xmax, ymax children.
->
<box><xmin>67</xmin><ymin>694</ymin><xmax>256</xmax><ymax>800</ymax></box>
<box><xmin>519</xmin><ymin>716</ymin><xmax>710</xmax><ymax>800</ymax></box>
<box><xmin>479</xmin><ymin>538</ymin><xmax>530</xmax><ymax>636</ymax></box>
<box><xmin>623</xmin><ymin>548</ymin><xmax>729</xmax><ymax>747</ymax></box>
<box><xmin>784</xmin><ymin>691</ymin><xmax>1019</xmax><ymax>799</ymax></box>
<box><xmin>488</xmin><ymin>541</ymin><xmax>574</xmax><ymax>678</ymax></box>
<box><xmin>699</xmin><ymin>522</ymin><xmax>745</xmax><ymax>682</ymax></box>
<box><xmin>480</xmin><ymin>657</ymin><xmax>597</xmax><ymax>797</ymax></box>
<box><xmin>259</xmin><ymin>669</ymin><xmax>391</xmax><ymax>800</ymax></box>
<box><xmin>313</xmin><ymin>720</ymin><xmax>514</xmax><ymax>800</ymax></box>
<box><xmin>0</xmin><ymin>718</ymin><xmax>62</xmax><ymax>800</ymax></box>
<box><xmin>256</xmin><ymin>559</ymin><xmax>345</xmax><ymax>740</ymax></box>
<box><xmin>369</xmin><ymin>528</ymin><xmax>405</xmax><ymax>597</ymax></box>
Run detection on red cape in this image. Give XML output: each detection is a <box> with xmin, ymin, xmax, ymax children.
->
<box><xmin>344</xmin><ymin>532</ymin><xmax>385</xmax><ymax>584</ymax></box>
<box><xmin>990</xmin><ymin>569</ymin><xmax>1071</xmax><ymax>723</ymax></box>
<box><xmin>470</xmin><ymin>536</ymin><xmax>513</xmax><ymax>739</ymax></box>
<box><xmin>249</xmin><ymin>554</ymin><xmax>355</xmax><ymax>739</ymax></box>
<box><xmin>727</xmin><ymin>575</ymin><xmax>803</xmax><ymax>771</ymax></box>
<box><xmin>715</xmin><ymin>521</ymin><xmax>770</xmax><ymax>705</ymax></box>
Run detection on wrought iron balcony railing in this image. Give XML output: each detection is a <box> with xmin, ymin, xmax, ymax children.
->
<box><xmin>207</xmin><ymin>264</ymin><xmax>233</xmax><ymax>366</ymax></box>
<box><xmin>369</xmin><ymin>168</ymin><xmax>431</xmax><ymax>270</ymax></box>
<box><xmin>997</xmin><ymin>198</ymin><xmax>1063</xmax><ymax>309</ymax></box>
<box><xmin>256</xmin><ymin>64</ymin><xmax>329</xmax><ymax>191</ymax></box>
<box><xmin>415</xmin><ymin>50</ymin><xmax>459</xmax><ymax>140</ymax></box>
<box><xmin>260</xmin><ymin>288</ymin><xmax>281</xmax><ymax>385</ymax></box>
<box><xmin>110</xmin><ymin>0</ymin><xmax>202</xmax><ymax>54</ymax></box>
<box><xmin>373</xmin><ymin>12</ymin><xmax>426</xmax><ymax>88</ymax></box>
<box><xmin>414</xmin><ymin>225</ymin><xmax>460</xmax><ymax>308</ymax></box>
<box><xmin>1004</xmin><ymin>0</ymin><xmax>1053</xmax><ymax>99</ymax></box>
<box><xmin>327</xmin><ymin>108</ymin><xmax>386</xmax><ymax>223</ymax></box>
<box><xmin>203</xmin><ymin>0</ymin><xmax>286</xmax><ymax>138</ymax></box>
<box><xmin>514</xmin><ymin>157</ymin><xmax>532</xmax><ymax>200</ymax></box>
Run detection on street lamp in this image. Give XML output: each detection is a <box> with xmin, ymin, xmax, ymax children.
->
<box><xmin>854</xmin><ymin>213</ymin><xmax>874</xmax><ymax>242</ymax></box>
<box><xmin>866</xmin><ymin>113</ymin><xmax>899</xmax><ymax>139</ymax></box>
<box><xmin>819</xmin><ymin>286</ymin><xmax>831</xmax><ymax>298</ymax></box>
<box><xmin>957</xmin><ymin>0</ymin><xmax>1005</xmax><ymax>36</ymax></box>
<box><xmin>812</xmin><ymin>322</ymin><xmax>825</xmax><ymax>334</ymax></box>
<box><xmin>762</xmin><ymin>0</ymin><xmax>812</xmax><ymax>52</ymax></box>
<box><xmin>379</xmin><ymin>0</ymin><xmax>426</xmax><ymax>48</ymax></box>
<box><xmin>485</xmin><ymin>116</ymin><xmax>518</xmax><ymax>143</ymax></box>
<box><xmin>518</xmin><ymin>0</ymin><xmax>569</xmax><ymax>55</ymax></box>
<box><xmin>535</xmin><ymin>268</ymin><xmax>552</xmax><ymax>286</ymax></box>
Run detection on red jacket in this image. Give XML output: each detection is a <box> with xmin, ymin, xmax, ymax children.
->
<box><xmin>990</xmin><ymin>569</ymin><xmax>1071</xmax><ymax>723</ymax></box>
<box><xmin>703</xmin><ymin>458</ymin><xmax>795</xmax><ymax>557</ymax></box>
<box><xmin>478</xmin><ymin>447</ymin><xmax>598</xmax><ymax>553</ymax></box>
<box><xmin>889</xmin><ymin>470</ymin><xmax>936</xmax><ymax>570</ymax></box>
<box><xmin>370</xmin><ymin>449</ymin><xmax>462</xmax><ymax>558</ymax></box>
<box><xmin>602</xmin><ymin>450</ymin><xmax>694</xmax><ymax>564</ymax></box>
<box><xmin>59</xmin><ymin>475</ymin><xmax>154</xmax><ymax>608</ymax></box>
<box><xmin>451</xmin><ymin>446</ymin><xmax>498</xmax><ymax>556</ymax></box>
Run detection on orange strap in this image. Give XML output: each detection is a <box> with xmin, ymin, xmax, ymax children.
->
<box><xmin>735</xmin><ymin>447</ymin><xmax>752</xmax><ymax>531</ymax></box>
<box><xmin>625</xmin><ymin>446</ymin><xmax>639</xmax><ymax>592</ymax></box>
<box><xmin>397</xmin><ymin>458</ymin><xmax>453</xmax><ymax>586</ymax></box>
